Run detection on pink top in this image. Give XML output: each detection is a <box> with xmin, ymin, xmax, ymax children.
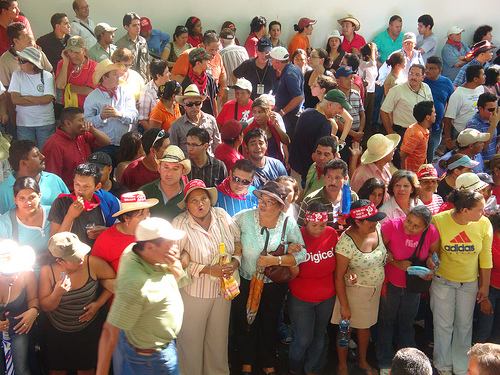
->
<box><xmin>351</xmin><ymin>162</ymin><xmax>391</xmax><ymax>203</ymax></box>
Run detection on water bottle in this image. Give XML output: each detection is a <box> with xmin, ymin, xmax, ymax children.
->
<box><xmin>338</xmin><ymin>319</ymin><xmax>350</xmax><ymax>347</ymax></box>
<box><xmin>431</xmin><ymin>252</ymin><xmax>440</xmax><ymax>269</ymax></box>
<box><xmin>341</xmin><ymin>178</ymin><xmax>352</xmax><ymax>215</ymax></box>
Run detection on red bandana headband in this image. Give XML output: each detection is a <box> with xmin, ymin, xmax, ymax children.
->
<box><xmin>345</xmin><ymin>202</ymin><xmax>378</xmax><ymax>220</ymax></box>
<box><xmin>305</xmin><ymin>211</ymin><xmax>328</xmax><ymax>223</ymax></box>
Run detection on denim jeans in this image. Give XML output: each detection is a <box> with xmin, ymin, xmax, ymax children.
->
<box><xmin>473</xmin><ymin>285</ymin><xmax>500</xmax><ymax>344</ymax></box>
<box><xmin>287</xmin><ymin>293</ymin><xmax>335</xmax><ymax>374</ymax></box>
<box><xmin>117</xmin><ymin>330</ymin><xmax>180</xmax><ymax>375</ymax></box>
<box><xmin>371</xmin><ymin>83</ymin><xmax>384</xmax><ymax>127</ymax></box>
<box><xmin>427</xmin><ymin>128</ymin><xmax>442</xmax><ymax>164</ymax></box>
<box><xmin>0</xmin><ymin>332</ymin><xmax>31</xmax><ymax>375</ymax></box>
<box><xmin>430</xmin><ymin>275</ymin><xmax>478</xmax><ymax>375</ymax></box>
<box><xmin>17</xmin><ymin>124</ymin><xmax>55</xmax><ymax>151</ymax></box>
<box><xmin>375</xmin><ymin>282</ymin><xmax>420</xmax><ymax>369</ymax></box>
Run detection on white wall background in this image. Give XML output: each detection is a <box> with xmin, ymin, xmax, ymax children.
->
<box><xmin>21</xmin><ymin>0</ymin><xmax>499</xmax><ymax>55</ymax></box>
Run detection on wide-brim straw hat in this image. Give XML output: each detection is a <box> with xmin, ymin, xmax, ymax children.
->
<box><xmin>337</xmin><ymin>14</ymin><xmax>361</xmax><ymax>31</ymax></box>
<box><xmin>177</xmin><ymin>179</ymin><xmax>218</xmax><ymax>210</ymax></box>
<box><xmin>17</xmin><ymin>47</ymin><xmax>43</xmax><ymax>70</ymax></box>
<box><xmin>93</xmin><ymin>59</ymin><xmax>123</xmax><ymax>86</ymax></box>
<box><xmin>175</xmin><ymin>84</ymin><xmax>207</xmax><ymax>105</ymax></box>
<box><xmin>112</xmin><ymin>191</ymin><xmax>159</xmax><ymax>217</ymax></box>
<box><xmin>253</xmin><ymin>181</ymin><xmax>291</xmax><ymax>210</ymax></box>
<box><xmin>361</xmin><ymin>134</ymin><xmax>401</xmax><ymax>164</ymax></box>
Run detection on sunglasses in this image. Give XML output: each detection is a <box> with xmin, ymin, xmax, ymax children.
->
<box><xmin>18</xmin><ymin>58</ymin><xmax>30</xmax><ymax>64</ymax></box>
<box><xmin>486</xmin><ymin>107</ymin><xmax>497</xmax><ymax>112</ymax></box>
<box><xmin>184</xmin><ymin>101</ymin><xmax>202</xmax><ymax>107</ymax></box>
<box><xmin>152</xmin><ymin>129</ymin><xmax>167</xmax><ymax>147</ymax></box>
<box><xmin>231</xmin><ymin>175</ymin><xmax>252</xmax><ymax>186</ymax></box>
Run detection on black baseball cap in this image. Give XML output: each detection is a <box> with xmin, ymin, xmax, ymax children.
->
<box><xmin>88</xmin><ymin>152</ymin><xmax>112</xmax><ymax>168</ymax></box>
<box><xmin>257</xmin><ymin>37</ymin><xmax>272</xmax><ymax>52</ymax></box>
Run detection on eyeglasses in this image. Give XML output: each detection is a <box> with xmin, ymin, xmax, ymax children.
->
<box><xmin>152</xmin><ymin>129</ymin><xmax>167</xmax><ymax>147</ymax></box>
<box><xmin>258</xmin><ymin>198</ymin><xmax>277</xmax><ymax>207</ymax></box>
<box><xmin>408</xmin><ymin>72</ymin><xmax>422</xmax><ymax>77</ymax></box>
<box><xmin>18</xmin><ymin>58</ymin><xmax>30</xmax><ymax>64</ymax></box>
<box><xmin>184</xmin><ymin>101</ymin><xmax>202</xmax><ymax>107</ymax></box>
<box><xmin>120</xmin><ymin>63</ymin><xmax>133</xmax><ymax>68</ymax></box>
<box><xmin>78</xmin><ymin>5</ymin><xmax>90</xmax><ymax>10</ymax></box>
<box><xmin>231</xmin><ymin>175</ymin><xmax>252</xmax><ymax>186</ymax></box>
<box><xmin>186</xmin><ymin>142</ymin><xmax>204</xmax><ymax>148</ymax></box>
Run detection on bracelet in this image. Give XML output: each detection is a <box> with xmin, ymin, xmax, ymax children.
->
<box><xmin>278</xmin><ymin>256</ymin><xmax>282</xmax><ymax>265</ymax></box>
<box><xmin>29</xmin><ymin>306</ymin><xmax>40</xmax><ymax>316</ymax></box>
<box><xmin>445</xmin><ymin>137</ymin><xmax>452</xmax><ymax>141</ymax></box>
<box><xmin>279</xmin><ymin>109</ymin><xmax>285</xmax><ymax>116</ymax></box>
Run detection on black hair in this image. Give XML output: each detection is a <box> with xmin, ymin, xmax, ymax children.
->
<box><xmin>116</xmin><ymin>131</ymin><xmax>142</xmax><ymax>164</ymax></box>
<box><xmin>173</xmin><ymin>26</ymin><xmax>188</xmax><ymax>41</ymax></box>
<box><xmin>326</xmin><ymin>35</ymin><xmax>343</xmax><ymax>54</ymax></box>
<box><xmin>71</xmin><ymin>0</ymin><xmax>79</xmax><ymax>10</ymax></box>
<box><xmin>60</xmin><ymin>106</ymin><xmax>84</xmax><ymax>126</ymax></box>
<box><xmin>0</xmin><ymin>0</ymin><xmax>16</xmax><ymax>12</ymax></box>
<box><xmin>408</xmin><ymin>205</ymin><xmax>433</xmax><ymax>227</ymax></box>
<box><xmin>117</xmin><ymin>208</ymin><xmax>147</xmax><ymax>224</ymax></box>
<box><xmin>485</xmin><ymin>65</ymin><xmax>500</xmax><ymax>87</ymax></box>
<box><xmin>313</xmin><ymin>48</ymin><xmax>332</xmax><ymax>69</ymax></box>
<box><xmin>250</xmin><ymin>16</ymin><xmax>266</xmax><ymax>33</ymax></box>
<box><xmin>185</xmin><ymin>17</ymin><xmax>201</xmax><ymax>37</ymax></box>
<box><xmin>313</xmin><ymin>136</ymin><xmax>337</xmax><ymax>154</ymax></box>
<box><xmin>391</xmin><ymin>348</ymin><xmax>432</xmax><ymax>375</ymax></box>
<box><xmin>8</xmin><ymin>140</ymin><xmax>36</xmax><ymax>172</ymax></box>
<box><xmin>489</xmin><ymin>210</ymin><xmax>500</xmax><ymax>232</ymax></box>
<box><xmin>141</xmin><ymin>128</ymin><xmax>169</xmax><ymax>156</ymax></box>
<box><xmin>389</xmin><ymin>15</ymin><xmax>402</xmax><ymax>24</ymax></box>
<box><xmin>305</xmin><ymin>201</ymin><xmax>327</xmax><ymax>214</ymax></box>
<box><xmin>123</xmin><ymin>12</ymin><xmax>140</xmax><ymax>28</ymax></box>
<box><xmin>74</xmin><ymin>162</ymin><xmax>102</xmax><ymax>185</ymax></box>
<box><xmin>269</xmin><ymin>20</ymin><xmax>281</xmax><ymax>32</ymax></box>
<box><xmin>473</xmin><ymin>25</ymin><xmax>493</xmax><ymax>44</ymax></box>
<box><xmin>426</xmin><ymin>55</ymin><xmax>443</xmax><ymax>69</ymax></box>
<box><xmin>466</xmin><ymin>64</ymin><xmax>483</xmax><ymax>83</ymax></box>
<box><xmin>292</xmin><ymin>49</ymin><xmax>306</xmax><ymax>64</ymax></box>
<box><xmin>150</xmin><ymin>60</ymin><xmax>168</xmax><ymax>81</ymax></box>
<box><xmin>343</xmin><ymin>53</ymin><xmax>360</xmax><ymax>72</ymax></box>
<box><xmin>13</xmin><ymin>176</ymin><xmax>40</xmax><ymax>197</ymax></box>
<box><xmin>202</xmin><ymin>32</ymin><xmax>219</xmax><ymax>46</ymax></box>
<box><xmin>323</xmin><ymin>159</ymin><xmax>348</xmax><ymax>177</ymax></box>
<box><xmin>410</xmin><ymin>63</ymin><xmax>425</xmax><ymax>75</ymax></box>
<box><xmin>360</xmin><ymin>43</ymin><xmax>376</xmax><ymax>62</ymax></box>
<box><xmin>187</xmin><ymin>127</ymin><xmax>210</xmax><ymax>145</ymax></box>
<box><xmin>448</xmin><ymin>189</ymin><xmax>484</xmax><ymax>212</ymax></box>
<box><xmin>244</xmin><ymin>128</ymin><xmax>267</xmax><ymax>145</ymax></box>
<box><xmin>6</xmin><ymin>22</ymin><xmax>25</xmax><ymax>43</ymax></box>
<box><xmin>387</xmin><ymin>170</ymin><xmax>420</xmax><ymax>198</ymax></box>
<box><xmin>439</xmin><ymin>153</ymin><xmax>467</xmax><ymax>172</ymax></box>
<box><xmin>232</xmin><ymin>159</ymin><xmax>257</xmax><ymax>177</ymax></box>
<box><xmin>316</xmin><ymin>74</ymin><xmax>337</xmax><ymax>92</ymax></box>
<box><xmin>158</xmin><ymin>80</ymin><xmax>181</xmax><ymax>100</ymax></box>
<box><xmin>417</xmin><ymin>14</ymin><xmax>434</xmax><ymax>29</ymax></box>
<box><xmin>133</xmin><ymin>237</ymin><xmax>165</xmax><ymax>253</ymax></box>
<box><xmin>50</xmin><ymin>13</ymin><xmax>67</xmax><ymax>30</ymax></box>
<box><xmin>413</xmin><ymin>101</ymin><xmax>434</xmax><ymax>123</ymax></box>
<box><xmin>293</xmin><ymin>24</ymin><xmax>304</xmax><ymax>33</ymax></box>
<box><xmin>386</xmin><ymin>52</ymin><xmax>405</xmax><ymax>68</ymax></box>
<box><xmin>358</xmin><ymin>177</ymin><xmax>386</xmax><ymax>208</ymax></box>
<box><xmin>276</xmin><ymin>175</ymin><xmax>299</xmax><ymax>202</ymax></box>
<box><xmin>478</xmin><ymin>92</ymin><xmax>498</xmax><ymax>108</ymax></box>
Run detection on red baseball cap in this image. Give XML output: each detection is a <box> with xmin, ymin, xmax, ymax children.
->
<box><xmin>140</xmin><ymin>17</ymin><xmax>152</xmax><ymax>31</ymax></box>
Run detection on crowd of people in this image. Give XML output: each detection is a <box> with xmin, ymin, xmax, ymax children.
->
<box><xmin>0</xmin><ymin>0</ymin><xmax>500</xmax><ymax>374</ymax></box>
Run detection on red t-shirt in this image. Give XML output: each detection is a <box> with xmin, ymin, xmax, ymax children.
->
<box><xmin>244</xmin><ymin>33</ymin><xmax>259</xmax><ymax>58</ymax></box>
<box><xmin>0</xmin><ymin>16</ymin><xmax>33</xmax><ymax>56</ymax></box>
<box><xmin>491</xmin><ymin>232</ymin><xmax>500</xmax><ymax>289</ymax></box>
<box><xmin>216</xmin><ymin>99</ymin><xmax>253</xmax><ymax>125</ymax></box>
<box><xmin>92</xmin><ymin>224</ymin><xmax>135</xmax><ymax>272</ymax></box>
<box><xmin>56</xmin><ymin>57</ymin><xmax>97</xmax><ymax>108</ymax></box>
<box><xmin>288</xmin><ymin>226</ymin><xmax>338</xmax><ymax>303</ymax></box>
<box><xmin>214</xmin><ymin>142</ymin><xmax>244</xmax><ymax>172</ymax></box>
<box><xmin>121</xmin><ymin>156</ymin><xmax>160</xmax><ymax>191</ymax></box>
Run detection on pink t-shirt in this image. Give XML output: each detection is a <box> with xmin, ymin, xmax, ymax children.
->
<box><xmin>288</xmin><ymin>226</ymin><xmax>338</xmax><ymax>303</ymax></box>
<box><xmin>381</xmin><ymin>217</ymin><xmax>439</xmax><ymax>288</ymax></box>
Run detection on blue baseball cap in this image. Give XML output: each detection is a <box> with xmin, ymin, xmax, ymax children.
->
<box><xmin>335</xmin><ymin>66</ymin><xmax>354</xmax><ymax>79</ymax></box>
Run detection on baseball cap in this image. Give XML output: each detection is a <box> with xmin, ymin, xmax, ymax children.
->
<box><xmin>403</xmin><ymin>32</ymin><xmax>417</xmax><ymax>44</ymax></box>
<box><xmin>94</xmin><ymin>23</ymin><xmax>117</xmax><ymax>37</ymax></box>
<box><xmin>65</xmin><ymin>36</ymin><xmax>86</xmax><ymax>52</ymax></box>
<box><xmin>257</xmin><ymin>37</ymin><xmax>272</xmax><ymax>52</ymax></box>
<box><xmin>231</xmin><ymin>78</ymin><xmax>252</xmax><ymax>92</ymax></box>
<box><xmin>220</xmin><ymin>119</ymin><xmax>247</xmax><ymax>140</ymax></box>
<box><xmin>140</xmin><ymin>17</ymin><xmax>152</xmax><ymax>31</ymax></box>
<box><xmin>87</xmin><ymin>151</ymin><xmax>112</xmax><ymax>168</ymax></box>
<box><xmin>335</xmin><ymin>66</ymin><xmax>354</xmax><ymax>79</ymax></box>
<box><xmin>188</xmin><ymin>47</ymin><xmax>212</xmax><ymax>63</ymax></box>
<box><xmin>447</xmin><ymin>26</ymin><xmax>464</xmax><ymax>37</ymax></box>
<box><xmin>457</xmin><ymin>129</ymin><xmax>490</xmax><ymax>147</ymax></box>
<box><xmin>298</xmin><ymin>18</ymin><xmax>317</xmax><ymax>30</ymax></box>
<box><xmin>220</xmin><ymin>28</ymin><xmax>235</xmax><ymax>40</ymax></box>
<box><xmin>135</xmin><ymin>217</ymin><xmax>185</xmax><ymax>241</ymax></box>
<box><xmin>417</xmin><ymin>164</ymin><xmax>439</xmax><ymax>179</ymax></box>
<box><xmin>324</xmin><ymin>89</ymin><xmax>352</xmax><ymax>110</ymax></box>
<box><xmin>48</xmin><ymin>232</ymin><xmax>91</xmax><ymax>263</ymax></box>
<box><xmin>269</xmin><ymin>46</ymin><xmax>289</xmax><ymax>61</ymax></box>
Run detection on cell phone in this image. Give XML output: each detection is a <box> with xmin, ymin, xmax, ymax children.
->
<box><xmin>60</xmin><ymin>272</ymin><xmax>68</xmax><ymax>281</ymax></box>
<box><xmin>0</xmin><ymin>312</ymin><xmax>5</xmax><ymax>321</ymax></box>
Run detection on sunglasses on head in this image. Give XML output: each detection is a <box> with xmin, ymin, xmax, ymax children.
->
<box><xmin>18</xmin><ymin>58</ymin><xmax>30</xmax><ymax>64</ymax></box>
<box><xmin>184</xmin><ymin>101</ymin><xmax>202</xmax><ymax>107</ymax></box>
<box><xmin>152</xmin><ymin>129</ymin><xmax>167</xmax><ymax>147</ymax></box>
<box><xmin>231</xmin><ymin>175</ymin><xmax>252</xmax><ymax>186</ymax></box>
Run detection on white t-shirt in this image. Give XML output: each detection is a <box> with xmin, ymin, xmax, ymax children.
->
<box><xmin>444</xmin><ymin>86</ymin><xmax>483</xmax><ymax>132</ymax></box>
<box><xmin>0</xmin><ymin>81</ymin><xmax>5</xmax><ymax>95</ymax></box>
<box><xmin>359</xmin><ymin>60</ymin><xmax>378</xmax><ymax>93</ymax></box>
<box><xmin>8</xmin><ymin>70</ymin><xmax>55</xmax><ymax>127</ymax></box>
<box><xmin>416</xmin><ymin>33</ymin><xmax>439</xmax><ymax>63</ymax></box>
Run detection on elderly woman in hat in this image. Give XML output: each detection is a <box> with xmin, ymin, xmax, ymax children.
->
<box><xmin>92</xmin><ymin>191</ymin><xmax>158</xmax><ymax>272</ymax></box>
<box><xmin>417</xmin><ymin>164</ymin><xmax>444</xmax><ymax>214</ymax></box>
<box><xmin>149</xmin><ymin>80</ymin><xmax>182</xmax><ymax>131</ymax></box>
<box><xmin>232</xmin><ymin>181</ymin><xmax>306</xmax><ymax>375</ymax></box>
<box><xmin>332</xmin><ymin>199</ymin><xmax>387</xmax><ymax>375</ymax></box>
<box><xmin>8</xmin><ymin>46</ymin><xmax>55</xmax><ymax>150</ymax></box>
<box><xmin>0</xmin><ymin>240</ymin><xmax>40</xmax><ymax>375</ymax></box>
<box><xmin>39</xmin><ymin>232</ymin><xmax>116</xmax><ymax>375</ymax></box>
<box><xmin>337</xmin><ymin>14</ymin><xmax>366</xmax><ymax>55</ymax></box>
<box><xmin>171</xmin><ymin>179</ymin><xmax>240</xmax><ymax>375</ymax></box>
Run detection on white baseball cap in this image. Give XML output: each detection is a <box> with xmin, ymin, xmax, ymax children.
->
<box><xmin>447</xmin><ymin>26</ymin><xmax>464</xmax><ymax>37</ymax></box>
<box><xmin>269</xmin><ymin>46</ymin><xmax>290</xmax><ymax>61</ymax></box>
<box><xmin>135</xmin><ymin>217</ymin><xmax>185</xmax><ymax>242</ymax></box>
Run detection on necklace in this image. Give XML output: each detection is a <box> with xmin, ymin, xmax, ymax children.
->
<box><xmin>0</xmin><ymin>283</ymin><xmax>12</xmax><ymax>307</ymax></box>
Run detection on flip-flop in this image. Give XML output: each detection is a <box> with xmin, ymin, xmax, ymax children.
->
<box><xmin>356</xmin><ymin>364</ymin><xmax>378</xmax><ymax>375</ymax></box>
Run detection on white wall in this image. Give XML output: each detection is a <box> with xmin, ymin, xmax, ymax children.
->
<box><xmin>21</xmin><ymin>0</ymin><xmax>499</xmax><ymax>54</ymax></box>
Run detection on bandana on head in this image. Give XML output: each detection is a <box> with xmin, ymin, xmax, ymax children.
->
<box><xmin>305</xmin><ymin>211</ymin><xmax>328</xmax><ymax>223</ymax></box>
<box><xmin>345</xmin><ymin>202</ymin><xmax>378</xmax><ymax>220</ymax></box>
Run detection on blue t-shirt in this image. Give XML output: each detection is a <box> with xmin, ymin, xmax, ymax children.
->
<box><xmin>424</xmin><ymin>75</ymin><xmax>455</xmax><ymax>132</ymax></box>
<box><xmin>252</xmin><ymin>156</ymin><xmax>288</xmax><ymax>189</ymax></box>
<box><xmin>215</xmin><ymin>187</ymin><xmax>259</xmax><ymax>217</ymax></box>
<box><xmin>274</xmin><ymin>63</ymin><xmax>304</xmax><ymax>114</ymax></box>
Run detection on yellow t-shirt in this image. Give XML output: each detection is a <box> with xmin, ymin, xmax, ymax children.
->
<box><xmin>432</xmin><ymin>210</ymin><xmax>493</xmax><ymax>283</ymax></box>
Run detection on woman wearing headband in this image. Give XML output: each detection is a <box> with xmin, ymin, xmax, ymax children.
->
<box><xmin>332</xmin><ymin>199</ymin><xmax>387</xmax><ymax>375</ymax></box>
<box><xmin>287</xmin><ymin>202</ymin><xmax>338</xmax><ymax>375</ymax></box>
<box><xmin>149</xmin><ymin>81</ymin><xmax>182</xmax><ymax>131</ymax></box>
<box><xmin>185</xmin><ymin>16</ymin><xmax>202</xmax><ymax>47</ymax></box>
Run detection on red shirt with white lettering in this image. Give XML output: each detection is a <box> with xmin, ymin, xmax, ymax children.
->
<box><xmin>288</xmin><ymin>226</ymin><xmax>338</xmax><ymax>303</ymax></box>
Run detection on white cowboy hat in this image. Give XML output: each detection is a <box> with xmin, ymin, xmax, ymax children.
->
<box><xmin>361</xmin><ymin>134</ymin><xmax>401</xmax><ymax>164</ymax></box>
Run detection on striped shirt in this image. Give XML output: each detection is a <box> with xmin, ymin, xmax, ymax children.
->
<box><xmin>187</xmin><ymin>155</ymin><xmax>228</xmax><ymax>188</ymax></box>
<box><xmin>422</xmin><ymin>194</ymin><xmax>443</xmax><ymax>215</ymax></box>
<box><xmin>172</xmin><ymin>207</ymin><xmax>241</xmax><ymax>299</ymax></box>
<box><xmin>215</xmin><ymin>187</ymin><xmax>259</xmax><ymax>217</ymax></box>
<box><xmin>138</xmin><ymin>80</ymin><xmax>159</xmax><ymax>121</ymax></box>
<box><xmin>453</xmin><ymin>59</ymin><xmax>485</xmax><ymax>88</ymax></box>
<box><xmin>401</xmin><ymin>122</ymin><xmax>430</xmax><ymax>173</ymax></box>
<box><xmin>346</xmin><ymin>89</ymin><xmax>364</xmax><ymax>130</ymax></box>
<box><xmin>219</xmin><ymin>43</ymin><xmax>249</xmax><ymax>89</ymax></box>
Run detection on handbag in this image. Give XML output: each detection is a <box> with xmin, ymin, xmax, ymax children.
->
<box><xmin>264</xmin><ymin>217</ymin><xmax>298</xmax><ymax>283</ymax></box>
<box><xmin>405</xmin><ymin>228</ymin><xmax>432</xmax><ymax>293</ymax></box>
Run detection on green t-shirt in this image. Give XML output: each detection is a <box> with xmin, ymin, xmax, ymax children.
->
<box><xmin>107</xmin><ymin>244</ymin><xmax>184</xmax><ymax>350</ymax></box>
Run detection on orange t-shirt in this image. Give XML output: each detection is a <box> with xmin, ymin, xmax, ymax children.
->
<box><xmin>149</xmin><ymin>101</ymin><xmax>181</xmax><ymax>131</ymax></box>
<box><xmin>171</xmin><ymin>48</ymin><xmax>225</xmax><ymax>86</ymax></box>
<box><xmin>401</xmin><ymin>123</ymin><xmax>429</xmax><ymax>173</ymax></box>
<box><xmin>288</xmin><ymin>33</ymin><xmax>310</xmax><ymax>58</ymax></box>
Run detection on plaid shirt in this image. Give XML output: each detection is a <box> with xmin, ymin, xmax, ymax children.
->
<box><xmin>138</xmin><ymin>80</ymin><xmax>159</xmax><ymax>121</ymax></box>
<box><xmin>453</xmin><ymin>59</ymin><xmax>483</xmax><ymax>87</ymax></box>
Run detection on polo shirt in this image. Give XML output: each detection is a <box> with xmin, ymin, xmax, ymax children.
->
<box><xmin>233</xmin><ymin>57</ymin><xmax>278</xmax><ymax>99</ymax></box>
<box><xmin>401</xmin><ymin>123</ymin><xmax>430</xmax><ymax>173</ymax></box>
<box><xmin>441</xmin><ymin>42</ymin><xmax>471</xmax><ymax>81</ymax></box>
<box><xmin>244</xmin><ymin>33</ymin><xmax>259</xmax><ymax>58</ymax></box>
<box><xmin>149</xmin><ymin>101</ymin><xmax>181</xmax><ymax>131</ymax></box>
<box><xmin>139</xmin><ymin>179</ymin><xmax>184</xmax><ymax>221</ymax></box>
<box><xmin>216</xmin><ymin>99</ymin><xmax>253</xmax><ymax>125</ymax></box>
<box><xmin>36</xmin><ymin>32</ymin><xmax>70</xmax><ymax>73</ymax></box>
<box><xmin>70</xmin><ymin>18</ymin><xmax>97</xmax><ymax>49</ymax></box>
<box><xmin>252</xmin><ymin>156</ymin><xmax>288</xmax><ymax>190</ymax></box>
<box><xmin>187</xmin><ymin>155</ymin><xmax>228</xmax><ymax>188</ymax></box>
<box><xmin>115</xmin><ymin>34</ymin><xmax>150</xmax><ymax>81</ymax></box>
<box><xmin>373</xmin><ymin>29</ymin><xmax>403</xmax><ymax>63</ymax></box>
<box><xmin>341</xmin><ymin>33</ymin><xmax>366</xmax><ymax>53</ymax></box>
<box><xmin>145</xmin><ymin>29</ymin><xmax>170</xmax><ymax>56</ymax></box>
<box><xmin>0</xmin><ymin>48</ymin><xmax>52</xmax><ymax>87</ymax></box>
<box><xmin>381</xmin><ymin>82</ymin><xmax>433</xmax><ymax>128</ymax></box>
<box><xmin>42</xmin><ymin>126</ymin><xmax>97</xmax><ymax>190</ymax></box>
<box><xmin>215</xmin><ymin>186</ymin><xmax>258</xmax><ymax>217</ymax></box>
<box><xmin>213</xmin><ymin>142</ymin><xmax>244</xmax><ymax>172</ymax></box>
<box><xmin>274</xmin><ymin>63</ymin><xmax>304</xmax><ymax>114</ymax></box>
<box><xmin>424</xmin><ymin>75</ymin><xmax>455</xmax><ymax>132</ymax></box>
<box><xmin>106</xmin><ymin>244</ymin><xmax>183</xmax><ymax>350</ymax></box>
<box><xmin>444</xmin><ymin>86</ymin><xmax>483</xmax><ymax>133</ymax></box>
<box><xmin>121</xmin><ymin>156</ymin><xmax>160</xmax><ymax>191</ymax></box>
<box><xmin>56</xmin><ymin>57</ymin><xmax>97</xmax><ymax>108</ymax></box>
<box><xmin>0</xmin><ymin>15</ymin><xmax>32</xmax><ymax>56</ymax></box>
<box><xmin>171</xmin><ymin>48</ymin><xmax>225</xmax><ymax>85</ymax></box>
<box><xmin>466</xmin><ymin>112</ymin><xmax>496</xmax><ymax>161</ymax></box>
<box><xmin>0</xmin><ymin>171</ymin><xmax>69</xmax><ymax>214</ymax></box>
<box><xmin>169</xmin><ymin>113</ymin><xmax>221</xmax><ymax>156</ymax></box>
<box><xmin>86</xmin><ymin>42</ymin><xmax>117</xmax><ymax>63</ymax></box>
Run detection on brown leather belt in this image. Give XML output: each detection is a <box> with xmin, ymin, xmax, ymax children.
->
<box><xmin>125</xmin><ymin>337</ymin><xmax>169</xmax><ymax>356</ymax></box>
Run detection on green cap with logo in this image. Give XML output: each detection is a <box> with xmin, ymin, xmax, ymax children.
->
<box><xmin>324</xmin><ymin>89</ymin><xmax>352</xmax><ymax>110</ymax></box>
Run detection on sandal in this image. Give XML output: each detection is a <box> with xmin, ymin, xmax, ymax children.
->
<box><xmin>355</xmin><ymin>364</ymin><xmax>378</xmax><ymax>375</ymax></box>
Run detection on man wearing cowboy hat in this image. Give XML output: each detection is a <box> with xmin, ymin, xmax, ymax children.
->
<box><xmin>169</xmin><ymin>84</ymin><xmax>221</xmax><ymax>156</ymax></box>
<box><xmin>139</xmin><ymin>145</ymin><xmax>191</xmax><ymax>221</ymax></box>
<box><xmin>84</xmin><ymin>58</ymin><xmax>138</xmax><ymax>165</ymax></box>
<box><xmin>96</xmin><ymin>217</ymin><xmax>185</xmax><ymax>375</ymax></box>
<box><xmin>453</xmin><ymin>40</ymin><xmax>495</xmax><ymax>88</ymax></box>
<box><xmin>337</xmin><ymin>14</ymin><xmax>365</xmax><ymax>55</ymax></box>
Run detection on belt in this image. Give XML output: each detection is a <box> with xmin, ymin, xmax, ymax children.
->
<box><xmin>125</xmin><ymin>337</ymin><xmax>169</xmax><ymax>356</ymax></box>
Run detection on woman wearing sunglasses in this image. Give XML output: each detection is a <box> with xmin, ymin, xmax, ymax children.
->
<box><xmin>149</xmin><ymin>81</ymin><xmax>182</xmax><ymax>131</ymax></box>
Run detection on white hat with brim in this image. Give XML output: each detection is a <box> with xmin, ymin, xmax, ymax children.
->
<box><xmin>157</xmin><ymin>145</ymin><xmax>191</xmax><ymax>175</ymax></box>
<box><xmin>175</xmin><ymin>84</ymin><xmax>207</xmax><ymax>105</ymax></box>
<box><xmin>0</xmin><ymin>240</ymin><xmax>36</xmax><ymax>275</ymax></box>
<box><xmin>456</xmin><ymin>172</ymin><xmax>489</xmax><ymax>192</ymax></box>
<box><xmin>326</xmin><ymin>30</ymin><xmax>344</xmax><ymax>44</ymax></box>
<box><xmin>337</xmin><ymin>15</ymin><xmax>360</xmax><ymax>31</ymax></box>
<box><xmin>17</xmin><ymin>47</ymin><xmax>43</xmax><ymax>70</ymax></box>
<box><xmin>135</xmin><ymin>217</ymin><xmax>186</xmax><ymax>242</ymax></box>
<box><xmin>177</xmin><ymin>179</ymin><xmax>218</xmax><ymax>210</ymax></box>
<box><xmin>93</xmin><ymin>59</ymin><xmax>123</xmax><ymax>86</ymax></box>
<box><xmin>361</xmin><ymin>134</ymin><xmax>401</xmax><ymax>164</ymax></box>
<box><xmin>112</xmin><ymin>191</ymin><xmax>159</xmax><ymax>217</ymax></box>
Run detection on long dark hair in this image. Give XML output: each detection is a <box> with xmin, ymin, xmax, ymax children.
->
<box><xmin>116</xmin><ymin>131</ymin><xmax>142</xmax><ymax>165</ymax></box>
<box><xmin>185</xmin><ymin>16</ymin><xmax>201</xmax><ymax>37</ymax></box>
<box><xmin>358</xmin><ymin>178</ymin><xmax>386</xmax><ymax>208</ymax></box>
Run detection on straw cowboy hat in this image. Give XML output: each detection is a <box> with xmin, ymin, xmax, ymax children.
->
<box><xmin>92</xmin><ymin>59</ymin><xmax>123</xmax><ymax>86</ymax></box>
<box><xmin>177</xmin><ymin>179</ymin><xmax>218</xmax><ymax>210</ymax></box>
<box><xmin>157</xmin><ymin>145</ymin><xmax>191</xmax><ymax>175</ymax></box>
<box><xmin>112</xmin><ymin>191</ymin><xmax>159</xmax><ymax>217</ymax></box>
<box><xmin>175</xmin><ymin>84</ymin><xmax>207</xmax><ymax>105</ymax></box>
<box><xmin>361</xmin><ymin>134</ymin><xmax>401</xmax><ymax>164</ymax></box>
<box><xmin>337</xmin><ymin>14</ymin><xmax>361</xmax><ymax>31</ymax></box>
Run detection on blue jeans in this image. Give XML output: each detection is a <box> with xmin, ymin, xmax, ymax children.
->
<box><xmin>427</xmin><ymin>128</ymin><xmax>442</xmax><ymax>164</ymax></box>
<box><xmin>473</xmin><ymin>285</ymin><xmax>500</xmax><ymax>344</ymax></box>
<box><xmin>0</xmin><ymin>332</ymin><xmax>31</xmax><ymax>375</ymax></box>
<box><xmin>17</xmin><ymin>124</ymin><xmax>55</xmax><ymax>151</ymax></box>
<box><xmin>287</xmin><ymin>293</ymin><xmax>335</xmax><ymax>374</ymax></box>
<box><xmin>376</xmin><ymin>282</ymin><xmax>421</xmax><ymax>369</ymax></box>
<box><xmin>371</xmin><ymin>83</ymin><xmax>384</xmax><ymax>126</ymax></box>
<box><xmin>117</xmin><ymin>330</ymin><xmax>180</xmax><ymax>375</ymax></box>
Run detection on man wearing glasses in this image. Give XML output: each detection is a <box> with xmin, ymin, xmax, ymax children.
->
<box><xmin>70</xmin><ymin>0</ymin><xmax>96</xmax><ymax>49</ymax></box>
<box><xmin>169</xmin><ymin>84</ymin><xmax>221</xmax><ymax>156</ymax></box>
<box><xmin>215</xmin><ymin>159</ymin><xmax>258</xmax><ymax>216</ymax></box>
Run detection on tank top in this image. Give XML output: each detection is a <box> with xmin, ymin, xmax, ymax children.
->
<box><xmin>0</xmin><ymin>273</ymin><xmax>28</xmax><ymax>336</ymax></box>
